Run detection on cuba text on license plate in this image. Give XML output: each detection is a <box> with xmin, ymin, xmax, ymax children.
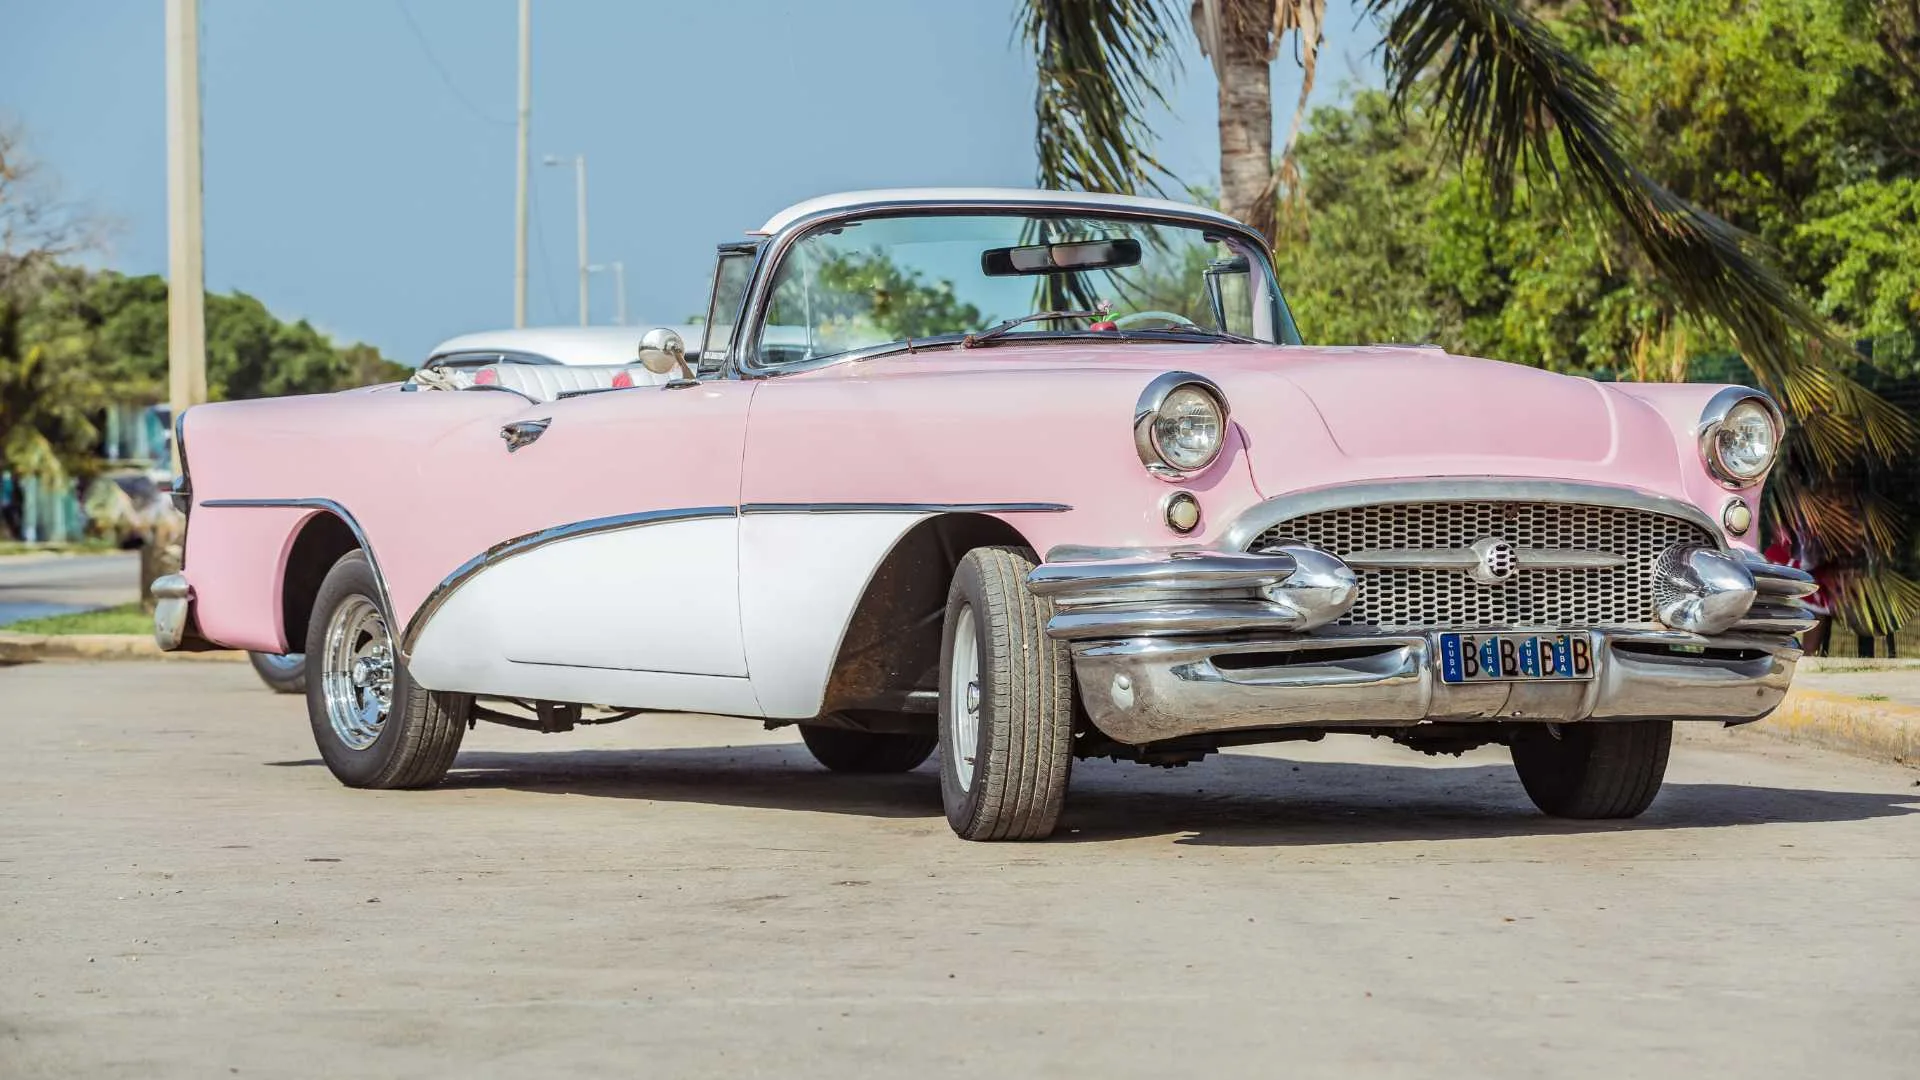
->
<box><xmin>1437</xmin><ymin>633</ymin><xmax>1594</xmax><ymax>684</ymax></box>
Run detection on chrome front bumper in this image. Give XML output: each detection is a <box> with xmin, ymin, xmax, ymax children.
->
<box><xmin>1027</xmin><ymin>545</ymin><xmax>1816</xmax><ymax>746</ymax></box>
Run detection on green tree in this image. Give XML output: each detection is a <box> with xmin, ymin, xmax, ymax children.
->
<box><xmin>766</xmin><ymin>248</ymin><xmax>986</xmax><ymax>353</ymax></box>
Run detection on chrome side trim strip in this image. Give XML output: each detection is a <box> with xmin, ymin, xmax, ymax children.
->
<box><xmin>1220</xmin><ymin>478</ymin><xmax>1728</xmax><ymax>553</ymax></box>
<box><xmin>197</xmin><ymin>497</ymin><xmax>396</xmax><ymax>632</ymax></box>
<box><xmin>738</xmin><ymin>502</ymin><xmax>1071</xmax><ymax>515</ymax></box>
<box><xmin>398</xmin><ymin>506</ymin><xmax>739</xmax><ymax>658</ymax></box>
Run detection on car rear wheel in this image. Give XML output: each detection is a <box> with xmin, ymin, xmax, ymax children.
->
<box><xmin>304</xmin><ymin>551</ymin><xmax>469</xmax><ymax>789</ymax></box>
<box><xmin>798</xmin><ymin>723</ymin><xmax>937</xmax><ymax>773</ymax></box>
<box><xmin>1510</xmin><ymin>720</ymin><xmax>1672</xmax><ymax>819</ymax></box>
<box><xmin>938</xmin><ymin>546</ymin><xmax>1073</xmax><ymax>841</ymax></box>
<box><xmin>248</xmin><ymin>651</ymin><xmax>307</xmax><ymax>694</ymax></box>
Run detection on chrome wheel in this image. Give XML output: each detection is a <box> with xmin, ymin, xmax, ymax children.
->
<box><xmin>948</xmin><ymin>602</ymin><xmax>981</xmax><ymax>791</ymax></box>
<box><xmin>321</xmin><ymin>595</ymin><xmax>394</xmax><ymax>751</ymax></box>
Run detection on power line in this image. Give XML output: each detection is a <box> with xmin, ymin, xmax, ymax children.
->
<box><xmin>393</xmin><ymin>0</ymin><xmax>512</xmax><ymax>127</ymax></box>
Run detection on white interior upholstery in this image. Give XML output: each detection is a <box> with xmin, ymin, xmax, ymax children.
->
<box><xmin>471</xmin><ymin>363</ymin><xmax>669</xmax><ymax>402</ymax></box>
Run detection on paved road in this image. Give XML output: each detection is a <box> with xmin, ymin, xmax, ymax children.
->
<box><xmin>3</xmin><ymin>661</ymin><xmax>1916</xmax><ymax>1079</ymax></box>
<box><xmin>0</xmin><ymin>553</ymin><xmax>140</xmax><ymax>626</ymax></box>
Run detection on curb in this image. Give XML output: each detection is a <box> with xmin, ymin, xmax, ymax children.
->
<box><xmin>1737</xmin><ymin>687</ymin><xmax>1918</xmax><ymax>766</ymax></box>
<box><xmin>0</xmin><ymin>632</ymin><xmax>247</xmax><ymax>663</ymax></box>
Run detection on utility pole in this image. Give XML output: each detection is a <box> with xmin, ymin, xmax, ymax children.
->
<box><xmin>544</xmin><ymin>153</ymin><xmax>587</xmax><ymax>326</ymax></box>
<box><xmin>512</xmin><ymin>0</ymin><xmax>530</xmax><ymax>327</ymax></box>
<box><xmin>591</xmin><ymin>261</ymin><xmax>626</xmax><ymax>325</ymax></box>
<box><xmin>164</xmin><ymin>0</ymin><xmax>207</xmax><ymax>473</ymax></box>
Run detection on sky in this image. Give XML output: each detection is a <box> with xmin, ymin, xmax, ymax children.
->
<box><xmin>0</xmin><ymin>0</ymin><xmax>1380</xmax><ymax>363</ymax></box>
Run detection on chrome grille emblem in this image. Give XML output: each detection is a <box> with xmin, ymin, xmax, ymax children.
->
<box><xmin>1469</xmin><ymin>537</ymin><xmax>1519</xmax><ymax>584</ymax></box>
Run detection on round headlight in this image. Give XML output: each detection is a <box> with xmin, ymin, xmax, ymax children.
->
<box><xmin>1154</xmin><ymin>386</ymin><xmax>1225</xmax><ymax>470</ymax></box>
<box><xmin>1702</xmin><ymin>394</ymin><xmax>1780</xmax><ymax>487</ymax></box>
<box><xmin>1135</xmin><ymin>373</ymin><xmax>1228</xmax><ymax>478</ymax></box>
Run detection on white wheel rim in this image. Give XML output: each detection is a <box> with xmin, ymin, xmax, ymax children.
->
<box><xmin>949</xmin><ymin>603</ymin><xmax>981</xmax><ymax>791</ymax></box>
<box><xmin>321</xmin><ymin>595</ymin><xmax>394</xmax><ymax>752</ymax></box>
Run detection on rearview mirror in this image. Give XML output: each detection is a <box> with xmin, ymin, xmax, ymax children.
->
<box><xmin>637</xmin><ymin>328</ymin><xmax>688</xmax><ymax>377</ymax></box>
<box><xmin>981</xmin><ymin>238</ymin><xmax>1142</xmax><ymax>277</ymax></box>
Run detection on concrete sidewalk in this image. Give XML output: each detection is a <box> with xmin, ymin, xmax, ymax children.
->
<box><xmin>1745</xmin><ymin>660</ymin><xmax>1920</xmax><ymax>765</ymax></box>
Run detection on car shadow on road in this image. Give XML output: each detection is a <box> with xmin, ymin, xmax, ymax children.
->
<box><xmin>267</xmin><ymin>742</ymin><xmax>1920</xmax><ymax>847</ymax></box>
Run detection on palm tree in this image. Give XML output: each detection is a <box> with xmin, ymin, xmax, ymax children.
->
<box><xmin>1021</xmin><ymin>0</ymin><xmax>1916</xmax><ymax>636</ymax></box>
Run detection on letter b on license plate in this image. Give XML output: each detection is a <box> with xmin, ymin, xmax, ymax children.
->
<box><xmin>1437</xmin><ymin>633</ymin><xmax>1594</xmax><ymax>684</ymax></box>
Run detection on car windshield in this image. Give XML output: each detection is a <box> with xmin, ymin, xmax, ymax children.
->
<box><xmin>754</xmin><ymin>211</ymin><xmax>1300</xmax><ymax>366</ymax></box>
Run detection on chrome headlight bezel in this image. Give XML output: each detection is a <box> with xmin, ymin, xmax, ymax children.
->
<box><xmin>1697</xmin><ymin>387</ymin><xmax>1784</xmax><ymax>489</ymax></box>
<box><xmin>1134</xmin><ymin>371</ymin><xmax>1229</xmax><ymax>481</ymax></box>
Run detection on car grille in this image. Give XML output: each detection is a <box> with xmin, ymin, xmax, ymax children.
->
<box><xmin>1247</xmin><ymin>501</ymin><xmax>1715</xmax><ymax>631</ymax></box>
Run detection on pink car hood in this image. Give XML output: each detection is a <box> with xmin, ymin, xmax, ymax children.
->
<box><xmin>840</xmin><ymin>343</ymin><xmax>1695</xmax><ymax>503</ymax></box>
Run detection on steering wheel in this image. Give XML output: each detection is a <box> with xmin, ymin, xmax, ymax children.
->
<box><xmin>1111</xmin><ymin>310</ymin><xmax>1200</xmax><ymax>331</ymax></box>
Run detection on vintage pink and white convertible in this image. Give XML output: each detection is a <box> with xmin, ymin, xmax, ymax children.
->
<box><xmin>156</xmin><ymin>189</ymin><xmax>1816</xmax><ymax>840</ymax></box>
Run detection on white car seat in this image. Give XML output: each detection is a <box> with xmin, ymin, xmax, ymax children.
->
<box><xmin>465</xmin><ymin>363</ymin><xmax>670</xmax><ymax>402</ymax></box>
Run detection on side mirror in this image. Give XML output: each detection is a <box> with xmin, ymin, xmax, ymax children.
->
<box><xmin>637</xmin><ymin>328</ymin><xmax>689</xmax><ymax>377</ymax></box>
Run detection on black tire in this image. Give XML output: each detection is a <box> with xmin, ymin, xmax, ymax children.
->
<box><xmin>1510</xmin><ymin>720</ymin><xmax>1672</xmax><ymax>819</ymax></box>
<box><xmin>938</xmin><ymin>546</ymin><xmax>1074</xmax><ymax>841</ymax></box>
<box><xmin>798</xmin><ymin>723</ymin><xmax>937</xmax><ymax>773</ymax></box>
<box><xmin>304</xmin><ymin>551</ymin><xmax>469</xmax><ymax>789</ymax></box>
<box><xmin>248</xmin><ymin>651</ymin><xmax>307</xmax><ymax>694</ymax></box>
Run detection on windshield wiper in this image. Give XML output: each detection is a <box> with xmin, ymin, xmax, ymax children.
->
<box><xmin>1123</xmin><ymin>324</ymin><xmax>1264</xmax><ymax>345</ymax></box>
<box><xmin>961</xmin><ymin>310</ymin><xmax>1105</xmax><ymax>348</ymax></box>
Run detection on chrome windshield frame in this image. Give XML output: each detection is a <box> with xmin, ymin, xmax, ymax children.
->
<box><xmin>726</xmin><ymin>197</ymin><xmax>1289</xmax><ymax>380</ymax></box>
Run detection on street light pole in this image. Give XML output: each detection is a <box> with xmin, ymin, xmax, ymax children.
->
<box><xmin>543</xmin><ymin>153</ymin><xmax>588</xmax><ymax>326</ymax></box>
<box><xmin>164</xmin><ymin>0</ymin><xmax>207</xmax><ymax>474</ymax></box>
<box><xmin>512</xmin><ymin>0</ymin><xmax>530</xmax><ymax>327</ymax></box>
<box><xmin>591</xmin><ymin>261</ymin><xmax>626</xmax><ymax>325</ymax></box>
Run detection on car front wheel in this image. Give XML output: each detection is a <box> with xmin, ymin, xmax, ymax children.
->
<box><xmin>304</xmin><ymin>551</ymin><xmax>469</xmax><ymax>789</ymax></box>
<box><xmin>938</xmin><ymin>546</ymin><xmax>1073</xmax><ymax>841</ymax></box>
<box><xmin>1510</xmin><ymin>720</ymin><xmax>1672</xmax><ymax>819</ymax></box>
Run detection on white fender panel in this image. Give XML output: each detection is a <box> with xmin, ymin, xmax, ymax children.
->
<box><xmin>740</xmin><ymin>512</ymin><xmax>934</xmax><ymax>718</ymax></box>
<box><xmin>408</xmin><ymin>516</ymin><xmax>747</xmax><ymax>697</ymax></box>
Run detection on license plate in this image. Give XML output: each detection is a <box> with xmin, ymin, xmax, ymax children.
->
<box><xmin>1437</xmin><ymin>633</ymin><xmax>1594</xmax><ymax>684</ymax></box>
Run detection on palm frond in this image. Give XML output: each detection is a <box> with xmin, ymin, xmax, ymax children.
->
<box><xmin>1369</xmin><ymin>0</ymin><xmax>1913</xmax><ymax>454</ymax></box>
<box><xmin>1022</xmin><ymin>0</ymin><xmax>1184</xmax><ymax>195</ymax></box>
<box><xmin>1819</xmin><ymin>564</ymin><xmax>1920</xmax><ymax>637</ymax></box>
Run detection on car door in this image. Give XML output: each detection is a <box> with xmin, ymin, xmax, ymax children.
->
<box><xmin>397</xmin><ymin>378</ymin><xmax>757</xmax><ymax>706</ymax></box>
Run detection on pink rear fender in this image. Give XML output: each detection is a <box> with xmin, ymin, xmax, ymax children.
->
<box><xmin>184</xmin><ymin>505</ymin><xmax>314</xmax><ymax>653</ymax></box>
<box><xmin>177</xmin><ymin>387</ymin><xmax>528</xmax><ymax>650</ymax></box>
<box><xmin>178</xmin><ymin>380</ymin><xmax>759</xmax><ymax>651</ymax></box>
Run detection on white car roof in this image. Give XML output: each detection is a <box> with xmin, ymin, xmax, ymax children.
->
<box><xmin>754</xmin><ymin>188</ymin><xmax>1245</xmax><ymax>235</ymax></box>
<box><xmin>425</xmin><ymin>325</ymin><xmax>705</xmax><ymax>367</ymax></box>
